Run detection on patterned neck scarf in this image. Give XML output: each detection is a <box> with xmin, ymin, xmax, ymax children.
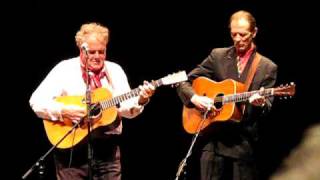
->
<box><xmin>81</xmin><ymin>67</ymin><xmax>107</xmax><ymax>90</ymax></box>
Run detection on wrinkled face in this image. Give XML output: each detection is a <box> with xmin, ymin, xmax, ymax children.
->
<box><xmin>230</xmin><ymin>18</ymin><xmax>256</xmax><ymax>55</ymax></box>
<box><xmin>80</xmin><ymin>34</ymin><xmax>107</xmax><ymax>73</ymax></box>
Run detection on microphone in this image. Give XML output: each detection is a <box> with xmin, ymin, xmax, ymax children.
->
<box><xmin>81</xmin><ymin>43</ymin><xmax>89</xmax><ymax>56</ymax></box>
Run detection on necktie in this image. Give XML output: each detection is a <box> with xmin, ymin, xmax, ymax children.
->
<box><xmin>236</xmin><ymin>46</ymin><xmax>255</xmax><ymax>76</ymax></box>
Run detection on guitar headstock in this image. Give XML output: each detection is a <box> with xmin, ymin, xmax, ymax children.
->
<box><xmin>161</xmin><ymin>71</ymin><xmax>188</xmax><ymax>85</ymax></box>
<box><xmin>274</xmin><ymin>82</ymin><xmax>296</xmax><ymax>98</ymax></box>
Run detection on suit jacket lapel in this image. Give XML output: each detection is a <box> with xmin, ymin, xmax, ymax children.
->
<box><xmin>224</xmin><ymin>47</ymin><xmax>240</xmax><ymax>80</ymax></box>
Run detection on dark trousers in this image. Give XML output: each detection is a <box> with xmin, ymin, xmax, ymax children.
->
<box><xmin>54</xmin><ymin>137</ymin><xmax>121</xmax><ymax>180</ymax></box>
<box><xmin>200</xmin><ymin>150</ymin><xmax>258</xmax><ymax>180</ymax></box>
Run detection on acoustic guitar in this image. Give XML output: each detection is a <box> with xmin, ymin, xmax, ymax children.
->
<box><xmin>44</xmin><ymin>71</ymin><xmax>188</xmax><ymax>149</ymax></box>
<box><xmin>182</xmin><ymin>77</ymin><xmax>296</xmax><ymax>134</ymax></box>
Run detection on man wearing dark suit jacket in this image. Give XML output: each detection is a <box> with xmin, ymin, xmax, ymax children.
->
<box><xmin>177</xmin><ymin>10</ymin><xmax>277</xmax><ymax>180</ymax></box>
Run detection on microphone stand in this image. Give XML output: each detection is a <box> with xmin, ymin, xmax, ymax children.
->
<box><xmin>22</xmin><ymin>119</ymin><xmax>86</xmax><ymax>179</ymax></box>
<box><xmin>83</xmin><ymin>50</ymin><xmax>94</xmax><ymax>180</ymax></box>
<box><xmin>174</xmin><ymin>108</ymin><xmax>211</xmax><ymax>180</ymax></box>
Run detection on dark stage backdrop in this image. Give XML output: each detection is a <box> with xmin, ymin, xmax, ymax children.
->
<box><xmin>8</xmin><ymin>1</ymin><xmax>318</xmax><ymax>180</ymax></box>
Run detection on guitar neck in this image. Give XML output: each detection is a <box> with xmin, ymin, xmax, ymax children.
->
<box><xmin>217</xmin><ymin>88</ymin><xmax>274</xmax><ymax>104</ymax></box>
<box><xmin>99</xmin><ymin>79</ymin><xmax>163</xmax><ymax>110</ymax></box>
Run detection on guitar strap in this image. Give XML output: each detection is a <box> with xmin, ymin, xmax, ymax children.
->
<box><xmin>239</xmin><ymin>52</ymin><xmax>261</xmax><ymax>115</ymax></box>
<box><xmin>244</xmin><ymin>52</ymin><xmax>261</xmax><ymax>91</ymax></box>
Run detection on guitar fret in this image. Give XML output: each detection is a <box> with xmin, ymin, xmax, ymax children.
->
<box><xmin>113</xmin><ymin>98</ymin><xmax>117</xmax><ymax>107</ymax></box>
<box><xmin>111</xmin><ymin>100</ymin><xmax>114</xmax><ymax>106</ymax></box>
<box><xmin>133</xmin><ymin>88</ymin><xmax>139</xmax><ymax>96</ymax></box>
<box><xmin>117</xmin><ymin>97</ymin><xmax>121</xmax><ymax>104</ymax></box>
<box><xmin>118</xmin><ymin>95</ymin><xmax>122</xmax><ymax>102</ymax></box>
<box><xmin>124</xmin><ymin>93</ymin><xmax>129</xmax><ymax>100</ymax></box>
<box><xmin>101</xmin><ymin>101</ymin><xmax>105</xmax><ymax>109</ymax></box>
<box><xmin>121</xmin><ymin>95</ymin><xmax>125</xmax><ymax>102</ymax></box>
<box><xmin>116</xmin><ymin>96</ymin><xmax>121</xmax><ymax>103</ymax></box>
<box><xmin>105</xmin><ymin>100</ymin><xmax>109</xmax><ymax>108</ymax></box>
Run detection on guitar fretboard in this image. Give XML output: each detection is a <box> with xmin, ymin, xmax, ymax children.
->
<box><xmin>215</xmin><ymin>88</ymin><xmax>274</xmax><ymax>104</ymax></box>
<box><xmin>99</xmin><ymin>79</ymin><xmax>163</xmax><ymax>110</ymax></box>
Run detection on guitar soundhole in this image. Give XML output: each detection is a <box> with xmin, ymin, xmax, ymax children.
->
<box><xmin>215</xmin><ymin>93</ymin><xmax>223</xmax><ymax>110</ymax></box>
<box><xmin>90</xmin><ymin>103</ymin><xmax>102</xmax><ymax>117</ymax></box>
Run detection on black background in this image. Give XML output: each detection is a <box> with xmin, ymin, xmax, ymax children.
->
<box><xmin>7</xmin><ymin>1</ymin><xmax>319</xmax><ymax>180</ymax></box>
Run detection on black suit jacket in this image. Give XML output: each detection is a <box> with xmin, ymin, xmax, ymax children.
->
<box><xmin>177</xmin><ymin>46</ymin><xmax>277</xmax><ymax>159</ymax></box>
